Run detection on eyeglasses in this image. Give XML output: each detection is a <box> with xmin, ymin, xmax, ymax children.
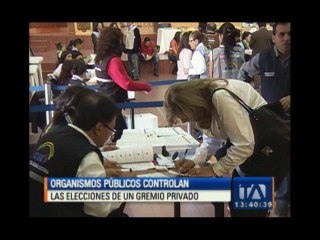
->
<box><xmin>189</xmin><ymin>39</ymin><xmax>195</xmax><ymax>43</ymax></box>
<box><xmin>102</xmin><ymin>123</ymin><xmax>116</xmax><ymax>134</ymax></box>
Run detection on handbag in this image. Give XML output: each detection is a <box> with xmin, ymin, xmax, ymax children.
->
<box><xmin>212</xmin><ymin>88</ymin><xmax>290</xmax><ymax>189</ymax></box>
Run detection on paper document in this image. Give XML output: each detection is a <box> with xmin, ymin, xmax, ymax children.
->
<box><xmin>137</xmin><ymin>172</ymin><xmax>169</xmax><ymax>178</ymax></box>
<box><xmin>120</xmin><ymin>162</ymin><xmax>155</xmax><ymax>171</ymax></box>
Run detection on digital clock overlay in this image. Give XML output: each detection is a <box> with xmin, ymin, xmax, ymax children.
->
<box><xmin>232</xmin><ymin>177</ymin><xmax>273</xmax><ymax>210</ymax></box>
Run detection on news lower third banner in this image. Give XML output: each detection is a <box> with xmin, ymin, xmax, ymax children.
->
<box><xmin>44</xmin><ymin>177</ymin><xmax>273</xmax><ymax>210</ymax></box>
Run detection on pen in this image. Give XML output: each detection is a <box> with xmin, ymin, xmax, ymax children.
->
<box><xmin>183</xmin><ymin>149</ymin><xmax>188</xmax><ymax>159</ymax></box>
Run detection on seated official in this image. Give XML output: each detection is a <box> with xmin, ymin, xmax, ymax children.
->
<box><xmin>140</xmin><ymin>37</ymin><xmax>160</xmax><ymax>77</ymax></box>
<box><xmin>29</xmin><ymin>92</ymin><xmax>128</xmax><ymax>217</ymax></box>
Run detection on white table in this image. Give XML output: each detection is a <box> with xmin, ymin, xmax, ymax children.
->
<box><xmin>29</xmin><ymin>56</ymin><xmax>44</xmax><ymax>85</ymax></box>
<box><xmin>157</xmin><ymin>28</ymin><xmax>180</xmax><ymax>54</ymax></box>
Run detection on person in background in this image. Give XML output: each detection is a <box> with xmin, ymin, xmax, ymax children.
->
<box><xmin>51</xmin><ymin>60</ymin><xmax>74</xmax><ymax>100</ymax></box>
<box><xmin>140</xmin><ymin>37</ymin><xmax>160</xmax><ymax>77</ymax></box>
<box><xmin>176</xmin><ymin>31</ymin><xmax>192</xmax><ymax>80</ymax></box>
<box><xmin>125</xmin><ymin>22</ymin><xmax>141</xmax><ymax>80</ymax></box>
<box><xmin>237</xmin><ymin>31</ymin><xmax>252</xmax><ymax>62</ymax></box>
<box><xmin>238</xmin><ymin>22</ymin><xmax>291</xmax><ymax>217</ymax></box>
<box><xmin>92</xmin><ymin>22</ymin><xmax>104</xmax><ymax>54</ymax></box>
<box><xmin>188</xmin><ymin>31</ymin><xmax>210</xmax><ymax>79</ymax></box>
<box><xmin>164</xmin><ymin>78</ymin><xmax>268</xmax><ymax>217</ymax></box>
<box><xmin>110</xmin><ymin>22</ymin><xmax>120</xmax><ymax>29</ymax></box>
<box><xmin>53</xmin><ymin>51</ymin><xmax>73</xmax><ymax>79</ymax></box>
<box><xmin>30</xmin><ymin>92</ymin><xmax>130</xmax><ymax>217</ymax></box>
<box><xmin>95</xmin><ymin>27</ymin><xmax>152</xmax><ymax>141</ymax></box>
<box><xmin>67</xmin><ymin>38</ymin><xmax>84</xmax><ymax>59</ymax></box>
<box><xmin>55</xmin><ymin>42</ymin><xmax>66</xmax><ymax>61</ymax></box>
<box><xmin>249</xmin><ymin>22</ymin><xmax>273</xmax><ymax>57</ymax></box>
<box><xmin>168</xmin><ymin>31</ymin><xmax>181</xmax><ymax>74</ymax></box>
<box><xmin>209</xmin><ymin>22</ymin><xmax>244</xmax><ymax>79</ymax></box>
<box><xmin>239</xmin><ymin>31</ymin><xmax>252</xmax><ymax>50</ymax></box>
<box><xmin>198</xmin><ymin>22</ymin><xmax>207</xmax><ymax>33</ymax></box>
<box><xmin>110</xmin><ymin>22</ymin><xmax>126</xmax><ymax>56</ymax></box>
<box><xmin>72</xmin><ymin>50</ymin><xmax>84</xmax><ymax>60</ymax></box>
<box><xmin>238</xmin><ymin>22</ymin><xmax>290</xmax><ymax>110</ymax></box>
<box><xmin>205</xmin><ymin>22</ymin><xmax>220</xmax><ymax>50</ymax></box>
<box><xmin>69</xmin><ymin>59</ymin><xmax>90</xmax><ymax>86</ymax></box>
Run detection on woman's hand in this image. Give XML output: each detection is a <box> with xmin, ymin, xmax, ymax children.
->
<box><xmin>187</xmin><ymin>167</ymin><xmax>217</xmax><ymax>177</ymax></box>
<box><xmin>174</xmin><ymin>159</ymin><xmax>195</xmax><ymax>173</ymax></box>
<box><xmin>120</xmin><ymin>171</ymin><xmax>137</xmax><ymax>177</ymax></box>
<box><xmin>280</xmin><ymin>95</ymin><xmax>290</xmax><ymax>111</ymax></box>
<box><xmin>105</xmin><ymin>168</ymin><xmax>122</xmax><ymax>177</ymax></box>
<box><xmin>104</xmin><ymin>159</ymin><xmax>120</xmax><ymax>169</ymax></box>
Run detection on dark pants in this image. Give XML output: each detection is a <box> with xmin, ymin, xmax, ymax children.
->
<box><xmin>128</xmin><ymin>53</ymin><xmax>139</xmax><ymax>80</ymax></box>
<box><xmin>113</xmin><ymin>110</ymin><xmax>127</xmax><ymax>142</ymax></box>
<box><xmin>168</xmin><ymin>53</ymin><xmax>177</xmax><ymax>74</ymax></box>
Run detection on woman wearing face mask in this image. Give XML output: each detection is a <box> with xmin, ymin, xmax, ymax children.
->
<box><xmin>30</xmin><ymin>92</ymin><xmax>130</xmax><ymax>217</ymax></box>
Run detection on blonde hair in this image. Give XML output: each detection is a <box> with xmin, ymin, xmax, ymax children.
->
<box><xmin>164</xmin><ymin>78</ymin><xmax>228</xmax><ymax>127</ymax></box>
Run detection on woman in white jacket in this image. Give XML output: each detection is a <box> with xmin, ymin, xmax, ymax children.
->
<box><xmin>164</xmin><ymin>78</ymin><xmax>268</xmax><ymax>217</ymax></box>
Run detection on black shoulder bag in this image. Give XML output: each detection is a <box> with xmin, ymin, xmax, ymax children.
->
<box><xmin>212</xmin><ymin>88</ymin><xmax>290</xmax><ymax>189</ymax></box>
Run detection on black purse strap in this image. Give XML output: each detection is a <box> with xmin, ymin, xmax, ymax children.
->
<box><xmin>211</xmin><ymin>88</ymin><xmax>253</xmax><ymax>114</ymax></box>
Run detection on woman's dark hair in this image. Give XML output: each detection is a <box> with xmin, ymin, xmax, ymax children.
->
<box><xmin>72</xmin><ymin>92</ymin><xmax>119</xmax><ymax>131</ymax></box>
<box><xmin>72</xmin><ymin>59</ymin><xmax>87</xmax><ymax>75</ymax></box>
<box><xmin>52</xmin><ymin>85</ymin><xmax>95</xmax><ymax>127</ymax></box>
<box><xmin>177</xmin><ymin>31</ymin><xmax>191</xmax><ymax>60</ymax></box>
<box><xmin>241</xmin><ymin>31</ymin><xmax>251</xmax><ymax>40</ymax></box>
<box><xmin>93</xmin><ymin>22</ymin><xmax>104</xmax><ymax>32</ymax></box>
<box><xmin>173</xmin><ymin>31</ymin><xmax>181</xmax><ymax>44</ymax></box>
<box><xmin>92</xmin><ymin>22</ymin><xmax>104</xmax><ymax>32</ymax></box>
<box><xmin>55</xmin><ymin>42</ymin><xmax>64</xmax><ymax>50</ymax></box>
<box><xmin>58</xmin><ymin>60</ymin><xmax>74</xmax><ymax>85</ymax></box>
<box><xmin>71</xmin><ymin>51</ymin><xmax>83</xmax><ymax>59</ymax></box>
<box><xmin>95</xmin><ymin>27</ymin><xmax>123</xmax><ymax>63</ymax></box>
<box><xmin>144</xmin><ymin>37</ymin><xmax>151</xmax><ymax>43</ymax></box>
<box><xmin>56</xmin><ymin>50</ymin><xmax>72</xmax><ymax>68</ymax></box>
<box><xmin>217</xmin><ymin>22</ymin><xmax>239</xmax><ymax>65</ymax></box>
<box><xmin>67</xmin><ymin>38</ymin><xmax>83</xmax><ymax>51</ymax></box>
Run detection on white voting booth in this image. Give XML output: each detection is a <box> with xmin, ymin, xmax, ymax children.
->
<box><xmin>125</xmin><ymin>113</ymin><xmax>158</xmax><ymax>129</ymax></box>
<box><xmin>102</xmin><ymin>127</ymin><xmax>200</xmax><ymax>171</ymax></box>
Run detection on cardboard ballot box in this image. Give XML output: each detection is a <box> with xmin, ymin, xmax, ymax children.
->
<box><xmin>125</xmin><ymin>113</ymin><xmax>158</xmax><ymax>129</ymax></box>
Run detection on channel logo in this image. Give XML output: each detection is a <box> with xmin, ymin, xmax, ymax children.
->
<box><xmin>233</xmin><ymin>177</ymin><xmax>273</xmax><ymax>210</ymax></box>
<box><xmin>239</xmin><ymin>184</ymin><xmax>266</xmax><ymax>200</ymax></box>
